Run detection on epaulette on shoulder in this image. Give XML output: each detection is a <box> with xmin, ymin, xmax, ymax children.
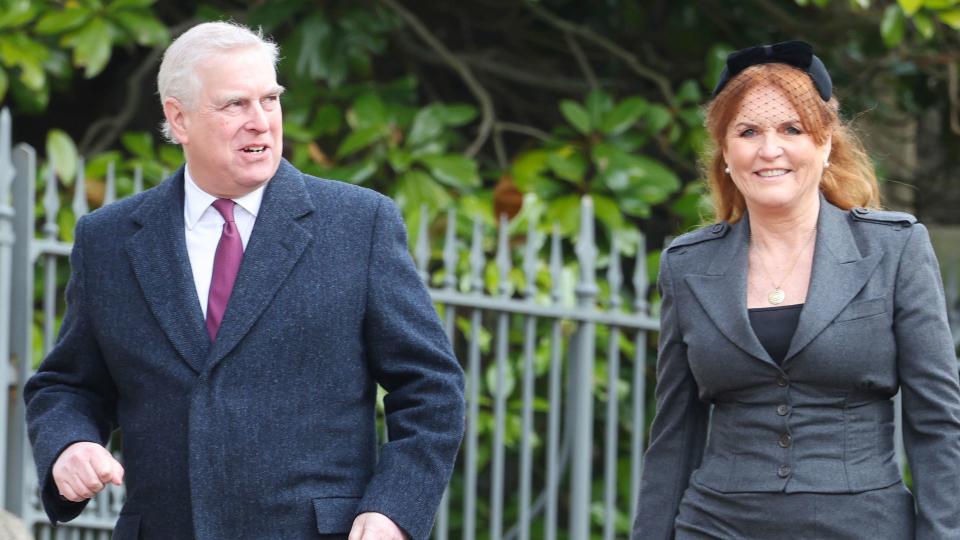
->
<box><xmin>667</xmin><ymin>222</ymin><xmax>730</xmax><ymax>252</ymax></box>
<box><xmin>850</xmin><ymin>207</ymin><xmax>917</xmax><ymax>228</ymax></box>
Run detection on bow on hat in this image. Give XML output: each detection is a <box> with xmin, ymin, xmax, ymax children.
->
<box><xmin>712</xmin><ymin>40</ymin><xmax>832</xmax><ymax>101</ymax></box>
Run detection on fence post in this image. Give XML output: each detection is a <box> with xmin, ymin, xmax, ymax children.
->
<box><xmin>0</xmin><ymin>108</ymin><xmax>14</xmax><ymax>510</ymax></box>
<box><xmin>570</xmin><ymin>196</ymin><xmax>598</xmax><ymax>540</ymax></box>
<box><xmin>8</xmin><ymin>140</ymin><xmax>37</xmax><ymax>518</ymax></box>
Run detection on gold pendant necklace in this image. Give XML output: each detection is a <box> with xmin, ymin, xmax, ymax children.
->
<box><xmin>752</xmin><ymin>227</ymin><xmax>816</xmax><ymax>306</ymax></box>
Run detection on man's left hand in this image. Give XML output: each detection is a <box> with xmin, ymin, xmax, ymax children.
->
<box><xmin>348</xmin><ymin>512</ymin><xmax>406</xmax><ymax>540</ymax></box>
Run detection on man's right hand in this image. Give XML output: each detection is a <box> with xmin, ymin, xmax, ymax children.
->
<box><xmin>52</xmin><ymin>442</ymin><xmax>124</xmax><ymax>502</ymax></box>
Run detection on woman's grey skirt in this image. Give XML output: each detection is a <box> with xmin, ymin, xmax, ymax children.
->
<box><xmin>674</xmin><ymin>478</ymin><xmax>915</xmax><ymax>539</ymax></box>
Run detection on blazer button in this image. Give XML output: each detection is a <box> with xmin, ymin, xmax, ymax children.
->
<box><xmin>778</xmin><ymin>433</ymin><xmax>792</xmax><ymax>448</ymax></box>
<box><xmin>778</xmin><ymin>465</ymin><xmax>792</xmax><ymax>478</ymax></box>
<box><xmin>777</xmin><ymin>404</ymin><xmax>790</xmax><ymax>416</ymax></box>
<box><xmin>776</xmin><ymin>374</ymin><xmax>789</xmax><ymax>387</ymax></box>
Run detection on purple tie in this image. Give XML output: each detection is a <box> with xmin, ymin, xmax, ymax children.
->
<box><xmin>206</xmin><ymin>198</ymin><xmax>243</xmax><ymax>340</ymax></box>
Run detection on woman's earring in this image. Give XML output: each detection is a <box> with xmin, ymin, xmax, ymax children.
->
<box><xmin>724</xmin><ymin>166</ymin><xmax>731</xmax><ymax>174</ymax></box>
<box><xmin>824</xmin><ymin>157</ymin><xmax>830</xmax><ymax>168</ymax></box>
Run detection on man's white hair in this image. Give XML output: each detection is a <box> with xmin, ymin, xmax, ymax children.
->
<box><xmin>157</xmin><ymin>21</ymin><xmax>279</xmax><ymax>143</ymax></box>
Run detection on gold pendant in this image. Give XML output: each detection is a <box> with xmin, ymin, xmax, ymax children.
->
<box><xmin>768</xmin><ymin>288</ymin><xmax>786</xmax><ymax>305</ymax></box>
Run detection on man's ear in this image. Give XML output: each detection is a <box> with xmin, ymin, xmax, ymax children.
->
<box><xmin>163</xmin><ymin>97</ymin><xmax>189</xmax><ymax>144</ymax></box>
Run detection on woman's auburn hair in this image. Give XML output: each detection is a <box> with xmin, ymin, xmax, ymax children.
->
<box><xmin>703</xmin><ymin>63</ymin><xmax>881</xmax><ymax>223</ymax></box>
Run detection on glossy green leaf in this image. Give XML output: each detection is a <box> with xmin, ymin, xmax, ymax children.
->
<box><xmin>107</xmin><ymin>0</ymin><xmax>157</xmax><ymax>9</ymax></box>
<box><xmin>644</xmin><ymin>104</ymin><xmax>672</xmax><ymax>133</ymax></box>
<box><xmin>881</xmin><ymin>5</ymin><xmax>906</xmax><ymax>47</ymax></box>
<box><xmin>591</xmin><ymin>193</ymin><xmax>624</xmax><ymax>232</ymax></box>
<box><xmin>560</xmin><ymin>100</ymin><xmax>592</xmax><ymax>135</ymax></box>
<box><xmin>511</xmin><ymin>149</ymin><xmax>549</xmax><ymax>192</ymax></box>
<box><xmin>436</xmin><ymin>104</ymin><xmax>477</xmax><ymax>126</ymax></box>
<box><xmin>35</xmin><ymin>8</ymin><xmax>91</xmax><ymax>34</ymax></box>
<box><xmin>937</xmin><ymin>8</ymin><xmax>960</xmax><ymax>29</ymax></box>
<box><xmin>544</xmin><ymin>194</ymin><xmax>581</xmax><ymax>237</ymax></box>
<box><xmin>47</xmin><ymin>129</ymin><xmax>78</xmax><ymax>185</ymax></box>
<box><xmin>85</xmin><ymin>151</ymin><xmax>122</xmax><ymax>180</ymax></box>
<box><xmin>159</xmin><ymin>145</ymin><xmax>183</xmax><ymax>169</ymax></box>
<box><xmin>912</xmin><ymin>11</ymin><xmax>935</xmax><ymax>39</ymax></box>
<box><xmin>310</xmin><ymin>104</ymin><xmax>342</xmax><ymax>136</ymax></box>
<box><xmin>388</xmin><ymin>147</ymin><xmax>413</xmax><ymax>173</ymax></box>
<box><xmin>586</xmin><ymin>90</ymin><xmax>614</xmax><ymax>127</ymax></box>
<box><xmin>897</xmin><ymin>0</ymin><xmax>923</xmax><ymax>15</ymax></box>
<box><xmin>336</xmin><ymin>126</ymin><xmax>384</xmax><ymax>158</ymax></box>
<box><xmin>407</xmin><ymin>106</ymin><xmax>444</xmax><ymax>148</ymax></box>
<box><xmin>420</xmin><ymin>154</ymin><xmax>481</xmax><ymax>189</ymax></box>
<box><xmin>599</xmin><ymin>96</ymin><xmax>648</xmax><ymax>136</ymax></box>
<box><xmin>546</xmin><ymin>147</ymin><xmax>587</xmax><ymax>183</ymax></box>
<box><xmin>703</xmin><ymin>44</ymin><xmax>734</xmax><ymax>93</ymax></box>
<box><xmin>111</xmin><ymin>11</ymin><xmax>169</xmax><ymax>46</ymax></box>
<box><xmin>924</xmin><ymin>0</ymin><xmax>955</xmax><ymax>9</ymax></box>
<box><xmin>394</xmin><ymin>169</ymin><xmax>452</xmax><ymax>213</ymax></box>
<box><xmin>63</xmin><ymin>17</ymin><xmax>113</xmax><ymax>77</ymax></box>
<box><xmin>0</xmin><ymin>0</ymin><xmax>37</xmax><ymax>29</ymax></box>
<box><xmin>675</xmin><ymin>80</ymin><xmax>702</xmax><ymax>105</ymax></box>
<box><xmin>348</xmin><ymin>92</ymin><xmax>388</xmax><ymax>129</ymax></box>
<box><xmin>121</xmin><ymin>132</ymin><xmax>154</xmax><ymax>160</ymax></box>
<box><xmin>326</xmin><ymin>160</ymin><xmax>377</xmax><ymax>185</ymax></box>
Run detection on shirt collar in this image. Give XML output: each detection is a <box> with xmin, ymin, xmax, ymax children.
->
<box><xmin>183</xmin><ymin>165</ymin><xmax>266</xmax><ymax>229</ymax></box>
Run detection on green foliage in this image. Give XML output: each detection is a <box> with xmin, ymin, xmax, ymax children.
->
<box><xmin>0</xmin><ymin>0</ymin><xmax>168</xmax><ymax>108</ymax></box>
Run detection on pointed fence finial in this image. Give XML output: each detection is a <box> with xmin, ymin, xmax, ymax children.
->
<box><xmin>633</xmin><ymin>233</ymin><xmax>649</xmax><ymax>314</ymax></box>
<box><xmin>43</xmin><ymin>164</ymin><xmax>59</xmax><ymax>238</ymax></box>
<box><xmin>133</xmin><ymin>165</ymin><xmax>143</xmax><ymax>194</ymax></box>
<box><xmin>496</xmin><ymin>214</ymin><xmax>512</xmax><ymax>297</ymax></box>
<box><xmin>469</xmin><ymin>217</ymin><xmax>485</xmax><ymax>294</ymax></box>
<box><xmin>549</xmin><ymin>224</ymin><xmax>562</xmax><ymax>303</ymax></box>
<box><xmin>523</xmin><ymin>218</ymin><xmax>538</xmax><ymax>300</ymax></box>
<box><xmin>574</xmin><ymin>195</ymin><xmax>598</xmax><ymax>302</ymax></box>
<box><xmin>103</xmin><ymin>161</ymin><xmax>116</xmax><ymax>206</ymax></box>
<box><xmin>442</xmin><ymin>208</ymin><xmax>458</xmax><ymax>290</ymax></box>
<box><xmin>72</xmin><ymin>157</ymin><xmax>88</xmax><ymax>218</ymax></box>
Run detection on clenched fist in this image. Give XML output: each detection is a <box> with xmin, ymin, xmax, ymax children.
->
<box><xmin>52</xmin><ymin>442</ymin><xmax>124</xmax><ymax>502</ymax></box>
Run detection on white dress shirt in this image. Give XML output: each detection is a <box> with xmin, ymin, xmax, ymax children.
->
<box><xmin>183</xmin><ymin>166</ymin><xmax>265</xmax><ymax>318</ymax></box>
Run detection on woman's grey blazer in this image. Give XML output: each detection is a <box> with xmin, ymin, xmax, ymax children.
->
<box><xmin>632</xmin><ymin>197</ymin><xmax>960</xmax><ymax>539</ymax></box>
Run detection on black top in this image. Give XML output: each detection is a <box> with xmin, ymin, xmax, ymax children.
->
<box><xmin>748</xmin><ymin>303</ymin><xmax>803</xmax><ymax>365</ymax></box>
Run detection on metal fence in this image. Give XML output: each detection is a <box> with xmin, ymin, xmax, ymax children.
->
<box><xmin>0</xmin><ymin>107</ymin><xmax>658</xmax><ymax>540</ymax></box>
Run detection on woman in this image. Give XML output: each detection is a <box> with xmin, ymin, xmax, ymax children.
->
<box><xmin>632</xmin><ymin>41</ymin><xmax>960</xmax><ymax>539</ymax></box>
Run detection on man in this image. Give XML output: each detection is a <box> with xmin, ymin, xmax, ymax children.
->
<box><xmin>24</xmin><ymin>21</ymin><xmax>465</xmax><ymax>540</ymax></box>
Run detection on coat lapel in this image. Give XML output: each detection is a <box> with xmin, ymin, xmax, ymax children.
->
<box><xmin>126</xmin><ymin>168</ymin><xmax>211</xmax><ymax>373</ymax></box>
<box><xmin>206</xmin><ymin>160</ymin><xmax>315</xmax><ymax>370</ymax></box>
<box><xmin>783</xmin><ymin>199</ymin><xmax>881</xmax><ymax>364</ymax></box>
<box><xmin>685</xmin><ymin>216</ymin><xmax>777</xmax><ymax>365</ymax></box>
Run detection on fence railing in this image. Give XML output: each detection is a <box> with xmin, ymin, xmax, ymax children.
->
<box><xmin>0</xmin><ymin>108</ymin><xmax>659</xmax><ymax>539</ymax></box>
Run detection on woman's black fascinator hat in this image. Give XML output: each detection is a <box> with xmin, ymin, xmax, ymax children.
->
<box><xmin>712</xmin><ymin>40</ymin><xmax>832</xmax><ymax>101</ymax></box>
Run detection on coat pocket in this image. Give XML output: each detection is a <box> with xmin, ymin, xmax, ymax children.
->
<box><xmin>112</xmin><ymin>514</ymin><xmax>141</xmax><ymax>540</ymax></box>
<box><xmin>835</xmin><ymin>297</ymin><xmax>887</xmax><ymax>323</ymax></box>
<box><xmin>312</xmin><ymin>496</ymin><xmax>361</xmax><ymax>534</ymax></box>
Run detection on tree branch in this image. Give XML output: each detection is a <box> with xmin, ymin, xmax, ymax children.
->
<box><xmin>379</xmin><ymin>0</ymin><xmax>495</xmax><ymax>158</ymax></box>
<box><xmin>79</xmin><ymin>46</ymin><xmax>164</xmax><ymax>156</ymax></box>
<box><xmin>495</xmin><ymin>121</ymin><xmax>556</xmax><ymax>144</ymax></box>
<box><xmin>565</xmin><ymin>31</ymin><xmax>598</xmax><ymax>93</ymax></box>
<box><xmin>523</xmin><ymin>1</ymin><xmax>675</xmax><ymax>105</ymax></box>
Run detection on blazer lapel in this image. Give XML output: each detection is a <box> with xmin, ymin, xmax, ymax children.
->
<box><xmin>126</xmin><ymin>169</ymin><xmax>211</xmax><ymax>373</ymax></box>
<box><xmin>206</xmin><ymin>160</ymin><xmax>315</xmax><ymax>370</ymax></box>
<box><xmin>685</xmin><ymin>216</ymin><xmax>776</xmax><ymax>365</ymax></box>
<box><xmin>782</xmin><ymin>198</ymin><xmax>882</xmax><ymax>364</ymax></box>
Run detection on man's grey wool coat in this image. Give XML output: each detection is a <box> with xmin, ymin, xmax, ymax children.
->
<box><xmin>24</xmin><ymin>159</ymin><xmax>466</xmax><ymax>540</ymax></box>
<box><xmin>631</xmin><ymin>196</ymin><xmax>960</xmax><ymax>539</ymax></box>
